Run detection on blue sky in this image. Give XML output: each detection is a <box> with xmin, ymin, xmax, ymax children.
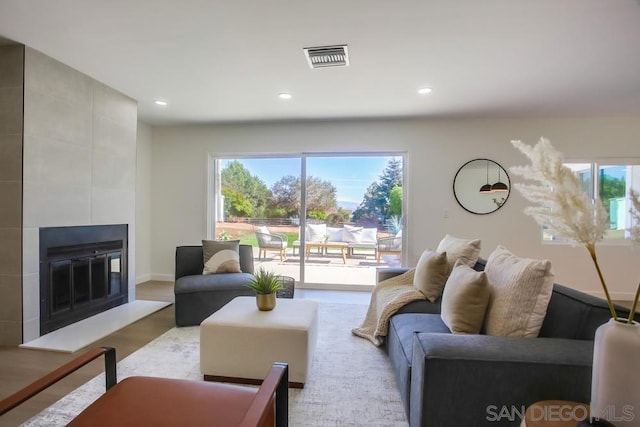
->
<box><xmin>222</xmin><ymin>156</ymin><xmax>400</xmax><ymax>209</ymax></box>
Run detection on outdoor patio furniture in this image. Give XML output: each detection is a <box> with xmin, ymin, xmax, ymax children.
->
<box><xmin>376</xmin><ymin>230</ymin><xmax>402</xmax><ymax>264</ymax></box>
<box><xmin>255</xmin><ymin>226</ymin><xmax>288</xmax><ymax>261</ymax></box>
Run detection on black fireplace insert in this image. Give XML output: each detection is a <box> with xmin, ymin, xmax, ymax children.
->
<box><xmin>39</xmin><ymin>224</ymin><xmax>128</xmax><ymax>335</ymax></box>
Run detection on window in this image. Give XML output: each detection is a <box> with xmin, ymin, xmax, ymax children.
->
<box><xmin>544</xmin><ymin>162</ymin><xmax>640</xmax><ymax>242</ymax></box>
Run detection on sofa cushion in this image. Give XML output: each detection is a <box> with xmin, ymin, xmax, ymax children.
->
<box><xmin>413</xmin><ymin>250</ymin><xmax>448</xmax><ymax>302</ymax></box>
<box><xmin>484</xmin><ymin>245</ymin><xmax>554</xmax><ymax>337</ymax></box>
<box><xmin>389</xmin><ymin>313</ymin><xmax>451</xmax><ymax>366</ymax></box>
<box><xmin>436</xmin><ymin>234</ymin><xmax>481</xmax><ymax>274</ymax></box>
<box><xmin>202</xmin><ymin>240</ymin><xmax>242</xmax><ymax>274</ymax></box>
<box><xmin>360</xmin><ymin>227</ymin><xmax>378</xmax><ymax>243</ymax></box>
<box><xmin>256</xmin><ymin>226</ymin><xmax>271</xmax><ymax>243</ymax></box>
<box><xmin>342</xmin><ymin>224</ymin><xmax>363</xmax><ymax>242</ymax></box>
<box><xmin>440</xmin><ymin>260</ymin><xmax>490</xmax><ymax>334</ymax></box>
<box><xmin>306</xmin><ymin>223</ymin><xmax>327</xmax><ymax>241</ymax></box>
<box><xmin>326</xmin><ymin>226</ymin><xmax>343</xmax><ymax>242</ymax></box>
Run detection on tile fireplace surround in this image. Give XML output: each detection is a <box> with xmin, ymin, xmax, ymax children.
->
<box><xmin>0</xmin><ymin>45</ymin><xmax>137</xmax><ymax>346</ymax></box>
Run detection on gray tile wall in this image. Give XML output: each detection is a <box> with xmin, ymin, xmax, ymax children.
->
<box><xmin>20</xmin><ymin>48</ymin><xmax>137</xmax><ymax>343</ymax></box>
<box><xmin>0</xmin><ymin>44</ymin><xmax>24</xmax><ymax>346</ymax></box>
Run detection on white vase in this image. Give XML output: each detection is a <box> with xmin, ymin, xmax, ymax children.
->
<box><xmin>590</xmin><ymin>318</ymin><xmax>640</xmax><ymax>426</ymax></box>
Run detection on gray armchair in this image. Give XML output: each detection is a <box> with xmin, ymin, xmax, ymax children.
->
<box><xmin>376</xmin><ymin>230</ymin><xmax>402</xmax><ymax>264</ymax></box>
<box><xmin>255</xmin><ymin>227</ymin><xmax>288</xmax><ymax>261</ymax></box>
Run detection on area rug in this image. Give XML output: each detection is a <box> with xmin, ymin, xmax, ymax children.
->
<box><xmin>24</xmin><ymin>303</ymin><xmax>408</xmax><ymax>426</ymax></box>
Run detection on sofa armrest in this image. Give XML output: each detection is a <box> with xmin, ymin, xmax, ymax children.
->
<box><xmin>377</xmin><ymin>268</ymin><xmax>410</xmax><ymax>283</ymax></box>
<box><xmin>410</xmin><ymin>333</ymin><xmax>593</xmax><ymax>426</ymax></box>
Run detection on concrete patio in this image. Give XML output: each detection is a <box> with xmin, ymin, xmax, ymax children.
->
<box><xmin>252</xmin><ymin>246</ymin><xmax>401</xmax><ymax>290</ymax></box>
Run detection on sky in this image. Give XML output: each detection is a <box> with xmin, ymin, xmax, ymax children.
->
<box><xmin>222</xmin><ymin>156</ymin><xmax>401</xmax><ymax>209</ymax></box>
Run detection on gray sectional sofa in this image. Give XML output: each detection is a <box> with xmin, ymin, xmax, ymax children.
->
<box><xmin>174</xmin><ymin>244</ymin><xmax>255</xmax><ymax>326</ymax></box>
<box><xmin>380</xmin><ymin>260</ymin><xmax>639</xmax><ymax>427</ymax></box>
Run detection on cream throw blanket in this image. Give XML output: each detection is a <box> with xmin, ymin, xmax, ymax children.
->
<box><xmin>352</xmin><ymin>269</ymin><xmax>426</xmax><ymax>346</ymax></box>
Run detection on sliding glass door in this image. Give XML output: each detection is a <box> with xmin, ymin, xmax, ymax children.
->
<box><xmin>210</xmin><ymin>153</ymin><xmax>405</xmax><ymax>289</ymax></box>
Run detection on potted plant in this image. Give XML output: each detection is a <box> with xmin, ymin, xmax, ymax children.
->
<box><xmin>247</xmin><ymin>267</ymin><xmax>282</xmax><ymax>311</ymax></box>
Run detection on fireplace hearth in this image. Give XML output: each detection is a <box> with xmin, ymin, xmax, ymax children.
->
<box><xmin>39</xmin><ymin>225</ymin><xmax>128</xmax><ymax>335</ymax></box>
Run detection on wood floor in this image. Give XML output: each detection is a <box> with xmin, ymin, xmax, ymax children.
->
<box><xmin>0</xmin><ymin>281</ymin><xmax>175</xmax><ymax>426</ymax></box>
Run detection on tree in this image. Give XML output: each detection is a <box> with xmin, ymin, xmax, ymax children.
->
<box><xmin>389</xmin><ymin>185</ymin><xmax>403</xmax><ymax>217</ymax></box>
<box><xmin>599</xmin><ymin>173</ymin><xmax>626</xmax><ymax>221</ymax></box>
<box><xmin>270</xmin><ymin>175</ymin><xmax>338</xmax><ymax>217</ymax></box>
<box><xmin>352</xmin><ymin>158</ymin><xmax>403</xmax><ymax>223</ymax></box>
<box><xmin>222</xmin><ymin>188</ymin><xmax>253</xmax><ymax>218</ymax></box>
<box><xmin>221</xmin><ymin>161</ymin><xmax>271</xmax><ymax>217</ymax></box>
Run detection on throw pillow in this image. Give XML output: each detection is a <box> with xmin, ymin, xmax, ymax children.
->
<box><xmin>202</xmin><ymin>240</ymin><xmax>242</xmax><ymax>274</ymax></box>
<box><xmin>342</xmin><ymin>224</ymin><xmax>363</xmax><ymax>243</ymax></box>
<box><xmin>326</xmin><ymin>227</ymin><xmax>343</xmax><ymax>242</ymax></box>
<box><xmin>436</xmin><ymin>234</ymin><xmax>481</xmax><ymax>274</ymax></box>
<box><xmin>413</xmin><ymin>250</ymin><xmax>449</xmax><ymax>302</ymax></box>
<box><xmin>440</xmin><ymin>260</ymin><xmax>490</xmax><ymax>334</ymax></box>
<box><xmin>484</xmin><ymin>245</ymin><xmax>554</xmax><ymax>337</ymax></box>
<box><xmin>360</xmin><ymin>227</ymin><xmax>378</xmax><ymax>244</ymax></box>
<box><xmin>306</xmin><ymin>223</ymin><xmax>327</xmax><ymax>242</ymax></box>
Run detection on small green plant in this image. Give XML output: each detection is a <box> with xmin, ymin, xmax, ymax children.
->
<box><xmin>217</xmin><ymin>230</ymin><xmax>231</xmax><ymax>241</ymax></box>
<box><xmin>247</xmin><ymin>268</ymin><xmax>282</xmax><ymax>295</ymax></box>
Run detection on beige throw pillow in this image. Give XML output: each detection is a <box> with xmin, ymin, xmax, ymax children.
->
<box><xmin>202</xmin><ymin>240</ymin><xmax>242</xmax><ymax>274</ymax></box>
<box><xmin>484</xmin><ymin>245</ymin><xmax>554</xmax><ymax>337</ymax></box>
<box><xmin>413</xmin><ymin>250</ymin><xmax>449</xmax><ymax>302</ymax></box>
<box><xmin>436</xmin><ymin>234</ymin><xmax>481</xmax><ymax>274</ymax></box>
<box><xmin>440</xmin><ymin>260</ymin><xmax>490</xmax><ymax>334</ymax></box>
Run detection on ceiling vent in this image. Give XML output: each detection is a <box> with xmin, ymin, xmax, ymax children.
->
<box><xmin>303</xmin><ymin>45</ymin><xmax>350</xmax><ymax>69</ymax></box>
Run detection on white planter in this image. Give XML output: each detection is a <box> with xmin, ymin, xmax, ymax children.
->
<box><xmin>590</xmin><ymin>318</ymin><xmax>640</xmax><ymax>426</ymax></box>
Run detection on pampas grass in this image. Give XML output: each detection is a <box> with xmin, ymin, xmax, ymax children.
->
<box><xmin>510</xmin><ymin>137</ymin><xmax>640</xmax><ymax>322</ymax></box>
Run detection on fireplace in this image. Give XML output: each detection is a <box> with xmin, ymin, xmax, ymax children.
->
<box><xmin>39</xmin><ymin>225</ymin><xmax>128</xmax><ymax>335</ymax></box>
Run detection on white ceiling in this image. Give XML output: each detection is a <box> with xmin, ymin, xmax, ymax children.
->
<box><xmin>1</xmin><ymin>0</ymin><xmax>639</xmax><ymax>125</ymax></box>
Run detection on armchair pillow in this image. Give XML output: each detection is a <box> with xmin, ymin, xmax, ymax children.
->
<box><xmin>484</xmin><ymin>245</ymin><xmax>554</xmax><ymax>337</ymax></box>
<box><xmin>202</xmin><ymin>240</ymin><xmax>242</xmax><ymax>274</ymax></box>
<box><xmin>436</xmin><ymin>234</ymin><xmax>481</xmax><ymax>274</ymax></box>
<box><xmin>413</xmin><ymin>250</ymin><xmax>448</xmax><ymax>302</ymax></box>
<box><xmin>440</xmin><ymin>260</ymin><xmax>490</xmax><ymax>334</ymax></box>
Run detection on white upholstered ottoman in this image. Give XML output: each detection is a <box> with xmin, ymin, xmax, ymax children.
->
<box><xmin>200</xmin><ymin>296</ymin><xmax>319</xmax><ymax>388</ymax></box>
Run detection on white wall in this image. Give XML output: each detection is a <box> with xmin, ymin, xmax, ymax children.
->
<box><xmin>150</xmin><ymin>116</ymin><xmax>640</xmax><ymax>299</ymax></box>
<box><xmin>136</xmin><ymin>121</ymin><xmax>152</xmax><ymax>283</ymax></box>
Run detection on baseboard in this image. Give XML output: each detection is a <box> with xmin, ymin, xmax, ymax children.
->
<box><xmin>151</xmin><ymin>274</ymin><xmax>175</xmax><ymax>282</ymax></box>
<box><xmin>136</xmin><ymin>273</ymin><xmax>152</xmax><ymax>284</ymax></box>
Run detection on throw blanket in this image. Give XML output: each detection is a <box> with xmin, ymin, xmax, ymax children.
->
<box><xmin>352</xmin><ymin>269</ymin><xmax>425</xmax><ymax>346</ymax></box>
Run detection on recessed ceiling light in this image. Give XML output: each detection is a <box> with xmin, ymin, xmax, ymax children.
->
<box><xmin>279</xmin><ymin>93</ymin><xmax>292</xmax><ymax>100</ymax></box>
<box><xmin>417</xmin><ymin>87</ymin><xmax>433</xmax><ymax>95</ymax></box>
<box><xmin>154</xmin><ymin>100</ymin><xmax>168</xmax><ymax>106</ymax></box>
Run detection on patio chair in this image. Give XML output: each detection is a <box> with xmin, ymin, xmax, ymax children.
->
<box><xmin>255</xmin><ymin>226</ymin><xmax>288</xmax><ymax>262</ymax></box>
<box><xmin>376</xmin><ymin>230</ymin><xmax>402</xmax><ymax>264</ymax></box>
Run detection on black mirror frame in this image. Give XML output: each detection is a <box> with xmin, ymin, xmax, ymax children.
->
<box><xmin>453</xmin><ymin>158</ymin><xmax>511</xmax><ymax>215</ymax></box>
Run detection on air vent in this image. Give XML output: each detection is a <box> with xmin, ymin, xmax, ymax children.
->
<box><xmin>303</xmin><ymin>45</ymin><xmax>350</xmax><ymax>69</ymax></box>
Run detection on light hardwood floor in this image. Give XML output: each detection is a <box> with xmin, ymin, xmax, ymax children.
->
<box><xmin>0</xmin><ymin>281</ymin><xmax>175</xmax><ymax>426</ymax></box>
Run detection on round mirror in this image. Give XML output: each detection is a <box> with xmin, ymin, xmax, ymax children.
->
<box><xmin>453</xmin><ymin>159</ymin><xmax>510</xmax><ymax>215</ymax></box>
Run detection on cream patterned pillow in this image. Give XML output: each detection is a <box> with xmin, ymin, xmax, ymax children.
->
<box><xmin>440</xmin><ymin>260</ymin><xmax>490</xmax><ymax>334</ymax></box>
<box><xmin>436</xmin><ymin>234</ymin><xmax>481</xmax><ymax>274</ymax></box>
<box><xmin>413</xmin><ymin>250</ymin><xmax>449</xmax><ymax>302</ymax></box>
<box><xmin>202</xmin><ymin>240</ymin><xmax>242</xmax><ymax>274</ymax></box>
<box><xmin>484</xmin><ymin>245</ymin><xmax>554</xmax><ymax>337</ymax></box>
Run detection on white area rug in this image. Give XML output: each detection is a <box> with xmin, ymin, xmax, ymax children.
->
<box><xmin>20</xmin><ymin>300</ymin><xmax>171</xmax><ymax>352</ymax></box>
<box><xmin>24</xmin><ymin>302</ymin><xmax>408</xmax><ymax>426</ymax></box>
